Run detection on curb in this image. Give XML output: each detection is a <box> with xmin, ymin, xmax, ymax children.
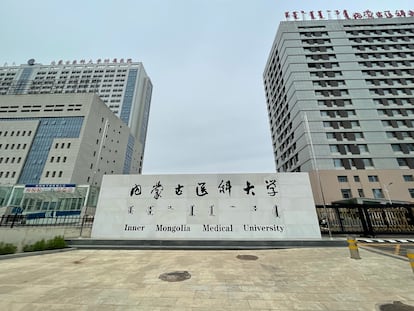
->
<box><xmin>0</xmin><ymin>247</ymin><xmax>77</xmax><ymax>261</ymax></box>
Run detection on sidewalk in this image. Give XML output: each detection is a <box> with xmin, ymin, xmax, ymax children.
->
<box><xmin>0</xmin><ymin>247</ymin><xmax>413</xmax><ymax>310</ymax></box>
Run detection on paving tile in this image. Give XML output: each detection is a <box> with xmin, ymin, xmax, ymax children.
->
<box><xmin>0</xmin><ymin>248</ymin><xmax>412</xmax><ymax>310</ymax></box>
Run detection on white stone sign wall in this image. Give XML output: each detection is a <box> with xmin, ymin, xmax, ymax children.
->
<box><xmin>91</xmin><ymin>173</ymin><xmax>321</xmax><ymax>239</ymax></box>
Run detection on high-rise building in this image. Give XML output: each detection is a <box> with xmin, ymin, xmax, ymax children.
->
<box><xmin>0</xmin><ymin>93</ymin><xmax>142</xmax><ymax>187</ymax></box>
<box><xmin>0</xmin><ymin>59</ymin><xmax>152</xmax><ymax>153</ymax></box>
<box><xmin>264</xmin><ymin>16</ymin><xmax>414</xmax><ymax>205</ymax></box>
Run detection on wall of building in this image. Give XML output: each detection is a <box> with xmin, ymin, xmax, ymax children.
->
<box><xmin>264</xmin><ymin>17</ymin><xmax>414</xmax><ymax>204</ymax></box>
<box><xmin>308</xmin><ymin>169</ymin><xmax>414</xmax><ymax>205</ymax></box>
<box><xmin>0</xmin><ymin>93</ymin><xmax>140</xmax><ymax>187</ymax></box>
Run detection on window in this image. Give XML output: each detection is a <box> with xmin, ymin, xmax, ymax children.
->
<box><xmin>372</xmin><ymin>188</ymin><xmax>384</xmax><ymax>199</ymax></box>
<box><xmin>354</xmin><ymin>176</ymin><xmax>360</xmax><ymax>182</ymax></box>
<box><xmin>334</xmin><ymin>159</ymin><xmax>343</xmax><ymax>167</ymax></box>
<box><xmin>358</xmin><ymin>145</ymin><xmax>369</xmax><ymax>153</ymax></box>
<box><xmin>358</xmin><ymin>189</ymin><xmax>365</xmax><ymax>197</ymax></box>
<box><xmin>341</xmin><ymin>189</ymin><xmax>352</xmax><ymax>199</ymax></box>
<box><xmin>330</xmin><ymin>145</ymin><xmax>339</xmax><ymax>153</ymax></box>
<box><xmin>397</xmin><ymin>158</ymin><xmax>408</xmax><ymax>167</ymax></box>
<box><xmin>338</xmin><ymin>176</ymin><xmax>348</xmax><ymax>182</ymax></box>
<box><xmin>368</xmin><ymin>175</ymin><xmax>379</xmax><ymax>182</ymax></box>
<box><xmin>409</xmin><ymin>188</ymin><xmax>414</xmax><ymax>198</ymax></box>
<box><xmin>362</xmin><ymin>159</ymin><xmax>374</xmax><ymax>167</ymax></box>
<box><xmin>392</xmin><ymin>144</ymin><xmax>402</xmax><ymax>152</ymax></box>
<box><xmin>403</xmin><ymin>175</ymin><xmax>414</xmax><ymax>182</ymax></box>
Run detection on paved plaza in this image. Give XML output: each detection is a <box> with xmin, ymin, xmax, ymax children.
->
<box><xmin>0</xmin><ymin>247</ymin><xmax>413</xmax><ymax>310</ymax></box>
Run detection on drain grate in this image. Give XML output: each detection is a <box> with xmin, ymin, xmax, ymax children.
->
<box><xmin>159</xmin><ymin>271</ymin><xmax>191</xmax><ymax>282</ymax></box>
<box><xmin>378</xmin><ymin>301</ymin><xmax>414</xmax><ymax>311</ymax></box>
<box><xmin>236</xmin><ymin>255</ymin><xmax>258</xmax><ymax>261</ymax></box>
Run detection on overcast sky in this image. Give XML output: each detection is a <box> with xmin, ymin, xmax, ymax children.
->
<box><xmin>0</xmin><ymin>0</ymin><xmax>412</xmax><ymax>174</ymax></box>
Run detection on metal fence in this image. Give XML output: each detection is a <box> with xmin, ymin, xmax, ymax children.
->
<box><xmin>316</xmin><ymin>204</ymin><xmax>414</xmax><ymax>236</ymax></box>
<box><xmin>0</xmin><ymin>214</ymin><xmax>94</xmax><ymax>228</ymax></box>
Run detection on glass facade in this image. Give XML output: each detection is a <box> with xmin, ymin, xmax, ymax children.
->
<box><xmin>120</xmin><ymin>69</ymin><xmax>138</xmax><ymax>125</ymax></box>
<box><xmin>123</xmin><ymin>134</ymin><xmax>134</xmax><ymax>174</ymax></box>
<box><xmin>140</xmin><ymin>80</ymin><xmax>153</xmax><ymax>146</ymax></box>
<box><xmin>15</xmin><ymin>67</ymin><xmax>33</xmax><ymax>94</ymax></box>
<box><xmin>0</xmin><ymin>116</ymin><xmax>85</xmax><ymax>184</ymax></box>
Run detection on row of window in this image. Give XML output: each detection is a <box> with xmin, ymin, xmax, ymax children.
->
<box><xmin>370</xmin><ymin>88</ymin><xmax>413</xmax><ymax>96</ymax></box>
<box><xmin>378</xmin><ymin>109</ymin><xmax>414</xmax><ymax>116</ymax></box>
<box><xmin>0</xmin><ymin>143</ymin><xmax>27</xmax><ymax>150</ymax></box>
<box><xmin>327</xmin><ymin>132</ymin><xmax>364</xmax><ymax>141</ymax></box>
<box><xmin>323</xmin><ymin>120</ymin><xmax>360</xmax><ymax>129</ymax></box>
<box><xmin>360</xmin><ymin>60</ymin><xmax>414</xmax><ymax>68</ymax></box>
<box><xmin>310</xmin><ymin>71</ymin><xmax>343</xmax><ymax>78</ymax></box>
<box><xmin>308</xmin><ymin>62</ymin><xmax>339</xmax><ymax>69</ymax></box>
<box><xmin>334</xmin><ymin>157</ymin><xmax>414</xmax><ymax>169</ymax></box>
<box><xmin>333</xmin><ymin>158</ymin><xmax>373</xmax><ymax>169</ymax></box>
<box><xmin>316</xmin><ymin>89</ymin><xmax>348</xmax><ymax>97</ymax></box>
<box><xmin>366</xmin><ymin>78</ymin><xmax>414</xmax><ymax>86</ymax></box>
<box><xmin>318</xmin><ymin>99</ymin><xmax>352</xmax><ymax>107</ymax></box>
<box><xmin>338</xmin><ymin>174</ymin><xmax>414</xmax><ymax>183</ymax></box>
<box><xmin>0</xmin><ymin>171</ymin><xmax>17</xmax><ymax>178</ymax></box>
<box><xmin>321</xmin><ymin>109</ymin><xmax>356</xmax><ymax>118</ymax></box>
<box><xmin>0</xmin><ymin>157</ymin><xmax>22</xmax><ymax>164</ymax></box>
<box><xmin>350</xmin><ymin>36</ymin><xmax>412</xmax><ymax>43</ymax></box>
<box><xmin>313</xmin><ymin>80</ymin><xmax>345</xmax><ymax>87</ymax></box>
<box><xmin>0</xmin><ymin>130</ymin><xmax>32</xmax><ymax>137</ymax></box>
<box><xmin>54</xmin><ymin>142</ymin><xmax>71</xmax><ymax>149</ymax></box>
<box><xmin>45</xmin><ymin>171</ymin><xmax>63</xmax><ymax>178</ymax></box>
<box><xmin>353</xmin><ymin>44</ymin><xmax>414</xmax><ymax>52</ymax></box>
<box><xmin>341</xmin><ymin>188</ymin><xmax>414</xmax><ymax>199</ymax></box>
<box><xmin>306</xmin><ymin>54</ymin><xmax>336</xmax><ymax>61</ymax></box>
<box><xmin>391</xmin><ymin>143</ymin><xmax>414</xmax><ymax>153</ymax></box>
<box><xmin>50</xmin><ymin>156</ymin><xmax>67</xmax><ymax>163</ymax></box>
<box><xmin>302</xmin><ymin>39</ymin><xmax>331</xmax><ymax>45</ymax></box>
<box><xmin>382</xmin><ymin>119</ymin><xmax>413</xmax><ymax>128</ymax></box>
<box><xmin>374</xmin><ymin>98</ymin><xmax>414</xmax><ymax>106</ymax></box>
<box><xmin>356</xmin><ymin>51</ymin><xmax>414</xmax><ymax>59</ymax></box>
<box><xmin>330</xmin><ymin>144</ymin><xmax>368</xmax><ymax>154</ymax></box>
<box><xmin>386</xmin><ymin>131</ymin><xmax>414</xmax><ymax>140</ymax></box>
<box><xmin>346</xmin><ymin>29</ymin><xmax>414</xmax><ymax>36</ymax></box>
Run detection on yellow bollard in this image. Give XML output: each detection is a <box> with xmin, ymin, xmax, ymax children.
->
<box><xmin>347</xmin><ymin>236</ymin><xmax>361</xmax><ymax>260</ymax></box>
<box><xmin>407</xmin><ymin>249</ymin><xmax>414</xmax><ymax>273</ymax></box>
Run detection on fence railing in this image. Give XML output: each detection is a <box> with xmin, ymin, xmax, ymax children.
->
<box><xmin>316</xmin><ymin>204</ymin><xmax>414</xmax><ymax>236</ymax></box>
<box><xmin>0</xmin><ymin>214</ymin><xmax>94</xmax><ymax>228</ymax></box>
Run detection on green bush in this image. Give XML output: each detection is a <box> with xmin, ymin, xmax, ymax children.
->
<box><xmin>0</xmin><ymin>242</ymin><xmax>17</xmax><ymax>255</ymax></box>
<box><xmin>46</xmin><ymin>236</ymin><xmax>67</xmax><ymax>250</ymax></box>
<box><xmin>23</xmin><ymin>236</ymin><xmax>67</xmax><ymax>252</ymax></box>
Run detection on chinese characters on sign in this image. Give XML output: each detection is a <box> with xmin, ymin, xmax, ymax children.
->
<box><xmin>129</xmin><ymin>179</ymin><xmax>278</xmax><ymax>199</ymax></box>
<box><xmin>285</xmin><ymin>9</ymin><xmax>414</xmax><ymax>21</ymax></box>
<box><xmin>91</xmin><ymin>173</ymin><xmax>322</xmax><ymax>240</ymax></box>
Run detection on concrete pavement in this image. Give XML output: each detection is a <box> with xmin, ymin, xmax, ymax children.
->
<box><xmin>0</xmin><ymin>247</ymin><xmax>413</xmax><ymax>310</ymax></box>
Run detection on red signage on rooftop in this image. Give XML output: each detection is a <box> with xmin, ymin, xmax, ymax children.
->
<box><xmin>285</xmin><ymin>9</ymin><xmax>414</xmax><ymax>21</ymax></box>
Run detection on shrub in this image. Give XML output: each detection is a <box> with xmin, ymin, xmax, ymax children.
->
<box><xmin>0</xmin><ymin>242</ymin><xmax>17</xmax><ymax>255</ymax></box>
<box><xmin>23</xmin><ymin>236</ymin><xmax>67</xmax><ymax>252</ymax></box>
<box><xmin>46</xmin><ymin>236</ymin><xmax>67</xmax><ymax>250</ymax></box>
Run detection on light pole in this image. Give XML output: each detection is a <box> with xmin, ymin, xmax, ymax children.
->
<box><xmin>383</xmin><ymin>182</ymin><xmax>393</xmax><ymax>205</ymax></box>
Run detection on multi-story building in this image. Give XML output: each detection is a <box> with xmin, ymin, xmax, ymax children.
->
<box><xmin>0</xmin><ymin>93</ymin><xmax>142</xmax><ymax>186</ymax></box>
<box><xmin>0</xmin><ymin>59</ymin><xmax>152</xmax><ymax>156</ymax></box>
<box><xmin>263</xmin><ymin>16</ymin><xmax>414</xmax><ymax>205</ymax></box>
